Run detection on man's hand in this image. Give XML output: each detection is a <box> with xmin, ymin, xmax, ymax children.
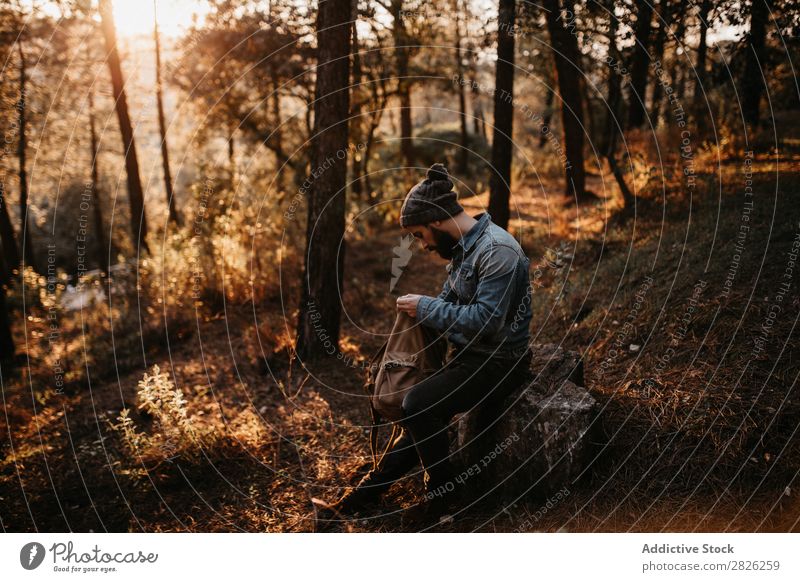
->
<box><xmin>396</xmin><ymin>294</ymin><xmax>423</xmax><ymax>317</ymax></box>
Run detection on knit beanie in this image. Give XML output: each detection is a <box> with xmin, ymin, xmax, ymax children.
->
<box><xmin>399</xmin><ymin>163</ymin><xmax>464</xmax><ymax>228</ymax></box>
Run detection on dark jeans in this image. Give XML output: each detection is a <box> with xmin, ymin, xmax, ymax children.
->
<box><xmin>367</xmin><ymin>348</ymin><xmax>530</xmax><ymax>495</ymax></box>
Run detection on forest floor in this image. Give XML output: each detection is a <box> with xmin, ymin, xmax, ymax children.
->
<box><xmin>2</xmin><ymin>145</ymin><xmax>800</xmax><ymax>532</ymax></box>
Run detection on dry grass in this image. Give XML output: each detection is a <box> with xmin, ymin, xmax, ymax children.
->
<box><xmin>1</xmin><ymin>140</ymin><xmax>799</xmax><ymax>532</ymax></box>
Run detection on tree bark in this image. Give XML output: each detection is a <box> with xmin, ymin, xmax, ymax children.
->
<box><xmin>154</xmin><ymin>1</ymin><xmax>180</xmax><ymax>226</ymax></box>
<box><xmin>99</xmin><ymin>0</ymin><xmax>149</xmax><ymax>253</ymax></box>
<box><xmin>17</xmin><ymin>40</ymin><xmax>38</xmax><ymax>273</ymax></box>
<box><xmin>650</xmin><ymin>0</ymin><xmax>672</xmax><ymax>128</ymax></box>
<box><xmin>487</xmin><ymin>0</ymin><xmax>516</xmax><ymax>229</ymax></box>
<box><xmin>269</xmin><ymin>65</ymin><xmax>287</xmax><ymax>193</ymax></box>
<box><xmin>692</xmin><ymin>0</ymin><xmax>711</xmax><ymax>131</ymax></box>
<box><xmin>390</xmin><ymin>0</ymin><xmax>414</xmax><ymax>168</ymax></box>
<box><xmin>350</xmin><ymin>0</ymin><xmax>365</xmax><ymax>199</ymax></box>
<box><xmin>0</xmin><ymin>183</ymin><xmax>20</xmax><ymax>277</ymax></box>
<box><xmin>539</xmin><ymin>88</ymin><xmax>554</xmax><ymax>148</ymax></box>
<box><xmin>295</xmin><ymin>0</ymin><xmax>352</xmax><ymax>360</ymax></box>
<box><xmin>88</xmin><ymin>87</ymin><xmax>108</xmax><ymax>273</ymax></box>
<box><xmin>742</xmin><ymin>0</ymin><xmax>769</xmax><ymax>127</ymax></box>
<box><xmin>454</xmin><ymin>0</ymin><xmax>469</xmax><ymax>175</ymax></box>
<box><xmin>0</xmin><ymin>282</ymin><xmax>14</xmax><ymax>361</ymax></box>
<box><xmin>603</xmin><ymin>0</ymin><xmax>636</xmax><ymax>211</ymax></box>
<box><xmin>627</xmin><ymin>0</ymin><xmax>654</xmax><ymax>128</ymax></box>
<box><xmin>673</xmin><ymin>0</ymin><xmax>688</xmax><ymax>103</ymax></box>
<box><xmin>544</xmin><ymin>0</ymin><xmax>586</xmax><ymax>199</ymax></box>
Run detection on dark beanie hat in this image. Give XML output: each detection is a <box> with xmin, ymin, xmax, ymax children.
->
<box><xmin>400</xmin><ymin>163</ymin><xmax>464</xmax><ymax>227</ymax></box>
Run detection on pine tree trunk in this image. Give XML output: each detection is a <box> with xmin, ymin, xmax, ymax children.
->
<box><xmin>0</xmin><ymin>183</ymin><xmax>20</xmax><ymax>277</ymax></box>
<box><xmin>17</xmin><ymin>40</ymin><xmax>38</xmax><ymax>273</ymax></box>
<box><xmin>650</xmin><ymin>0</ymin><xmax>671</xmax><ymax>128</ymax></box>
<box><xmin>0</xmin><ymin>282</ymin><xmax>14</xmax><ymax>360</ymax></box>
<box><xmin>454</xmin><ymin>0</ymin><xmax>469</xmax><ymax>175</ymax></box>
<box><xmin>742</xmin><ymin>0</ymin><xmax>768</xmax><ymax>127</ymax></box>
<box><xmin>539</xmin><ymin>88</ymin><xmax>554</xmax><ymax>148</ymax></box>
<box><xmin>487</xmin><ymin>0</ymin><xmax>515</xmax><ymax>229</ymax></box>
<box><xmin>627</xmin><ymin>0</ymin><xmax>654</xmax><ymax>129</ymax></box>
<box><xmin>673</xmin><ymin>0</ymin><xmax>688</xmax><ymax>103</ymax></box>
<box><xmin>603</xmin><ymin>0</ymin><xmax>636</xmax><ymax>210</ymax></box>
<box><xmin>692</xmin><ymin>0</ymin><xmax>711</xmax><ymax>131</ymax></box>
<box><xmin>99</xmin><ymin>0</ymin><xmax>149</xmax><ymax>253</ymax></box>
<box><xmin>154</xmin><ymin>3</ymin><xmax>180</xmax><ymax>226</ymax></box>
<box><xmin>544</xmin><ymin>0</ymin><xmax>586</xmax><ymax>199</ymax></box>
<box><xmin>88</xmin><ymin>88</ymin><xmax>108</xmax><ymax>273</ymax></box>
<box><xmin>269</xmin><ymin>65</ymin><xmax>287</xmax><ymax>193</ymax></box>
<box><xmin>391</xmin><ymin>1</ymin><xmax>414</xmax><ymax>168</ymax></box>
<box><xmin>350</xmin><ymin>0</ymin><xmax>365</xmax><ymax>199</ymax></box>
<box><xmin>295</xmin><ymin>0</ymin><xmax>352</xmax><ymax>361</ymax></box>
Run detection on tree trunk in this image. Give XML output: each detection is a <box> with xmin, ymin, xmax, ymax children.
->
<box><xmin>627</xmin><ymin>0</ymin><xmax>654</xmax><ymax>129</ymax></box>
<box><xmin>487</xmin><ymin>0</ymin><xmax>516</xmax><ymax>229</ymax></box>
<box><xmin>350</xmin><ymin>0</ymin><xmax>365</xmax><ymax>199</ymax></box>
<box><xmin>0</xmin><ymin>282</ymin><xmax>14</xmax><ymax>361</ymax></box>
<box><xmin>544</xmin><ymin>0</ymin><xmax>586</xmax><ymax>199</ymax></box>
<box><xmin>295</xmin><ymin>0</ymin><xmax>352</xmax><ymax>361</ymax></box>
<box><xmin>154</xmin><ymin>2</ymin><xmax>180</xmax><ymax>226</ymax></box>
<box><xmin>17</xmin><ymin>41</ymin><xmax>38</xmax><ymax>273</ymax></box>
<box><xmin>88</xmin><ymin>87</ymin><xmax>108</xmax><ymax>273</ymax></box>
<box><xmin>269</xmin><ymin>66</ymin><xmax>287</xmax><ymax>193</ymax></box>
<box><xmin>454</xmin><ymin>0</ymin><xmax>469</xmax><ymax>175</ymax></box>
<box><xmin>99</xmin><ymin>0</ymin><xmax>149</xmax><ymax>253</ymax></box>
<box><xmin>692</xmin><ymin>0</ymin><xmax>711</xmax><ymax>131</ymax></box>
<box><xmin>673</xmin><ymin>0</ymin><xmax>688</xmax><ymax>103</ymax></box>
<box><xmin>0</xmin><ymin>183</ymin><xmax>19</xmax><ymax>277</ymax></box>
<box><xmin>391</xmin><ymin>1</ymin><xmax>414</xmax><ymax>168</ymax></box>
<box><xmin>604</xmin><ymin>0</ymin><xmax>636</xmax><ymax>210</ymax></box>
<box><xmin>742</xmin><ymin>0</ymin><xmax>769</xmax><ymax>127</ymax></box>
<box><xmin>650</xmin><ymin>0</ymin><xmax>672</xmax><ymax>128</ymax></box>
<box><xmin>539</xmin><ymin>88</ymin><xmax>554</xmax><ymax>148</ymax></box>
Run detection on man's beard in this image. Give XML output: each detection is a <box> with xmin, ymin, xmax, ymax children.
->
<box><xmin>431</xmin><ymin>227</ymin><xmax>459</xmax><ymax>260</ymax></box>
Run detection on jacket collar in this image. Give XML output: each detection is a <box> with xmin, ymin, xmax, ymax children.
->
<box><xmin>457</xmin><ymin>212</ymin><xmax>491</xmax><ymax>255</ymax></box>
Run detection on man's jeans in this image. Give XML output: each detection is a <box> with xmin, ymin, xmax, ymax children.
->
<box><xmin>367</xmin><ymin>349</ymin><xmax>531</xmax><ymax>495</ymax></box>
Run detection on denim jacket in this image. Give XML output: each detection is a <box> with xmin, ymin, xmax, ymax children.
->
<box><xmin>417</xmin><ymin>213</ymin><xmax>532</xmax><ymax>359</ymax></box>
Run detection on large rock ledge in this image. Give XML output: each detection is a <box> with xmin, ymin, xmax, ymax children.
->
<box><xmin>453</xmin><ymin>343</ymin><xmax>599</xmax><ymax>499</ymax></box>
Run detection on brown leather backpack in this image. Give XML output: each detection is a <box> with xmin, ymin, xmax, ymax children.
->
<box><xmin>364</xmin><ymin>312</ymin><xmax>447</xmax><ymax>464</ymax></box>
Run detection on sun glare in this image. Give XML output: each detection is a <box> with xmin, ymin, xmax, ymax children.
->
<box><xmin>110</xmin><ymin>0</ymin><xmax>208</xmax><ymax>37</ymax></box>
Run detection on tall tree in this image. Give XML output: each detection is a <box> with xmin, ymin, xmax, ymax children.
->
<box><xmin>17</xmin><ymin>39</ymin><xmax>38</xmax><ymax>273</ymax></box>
<box><xmin>388</xmin><ymin>0</ymin><xmax>415</xmax><ymax>168</ymax></box>
<box><xmin>543</xmin><ymin>0</ymin><xmax>586</xmax><ymax>199</ymax></box>
<box><xmin>0</xmin><ymin>184</ymin><xmax>19</xmax><ymax>276</ymax></box>
<box><xmin>692</xmin><ymin>0</ymin><xmax>712</xmax><ymax>130</ymax></box>
<box><xmin>602</xmin><ymin>0</ymin><xmax>636</xmax><ymax>211</ymax></box>
<box><xmin>98</xmin><ymin>0</ymin><xmax>149</xmax><ymax>253</ymax></box>
<box><xmin>87</xmin><ymin>86</ymin><xmax>108</xmax><ymax>273</ymax></box>
<box><xmin>742</xmin><ymin>0</ymin><xmax>769</xmax><ymax>127</ymax></box>
<box><xmin>627</xmin><ymin>0</ymin><xmax>654</xmax><ymax>128</ymax></box>
<box><xmin>487</xmin><ymin>0</ymin><xmax>516</xmax><ymax>229</ymax></box>
<box><xmin>0</xmin><ymin>282</ymin><xmax>13</xmax><ymax>362</ymax></box>
<box><xmin>649</xmin><ymin>0</ymin><xmax>673</xmax><ymax>128</ymax></box>
<box><xmin>295</xmin><ymin>0</ymin><xmax>352</xmax><ymax>360</ymax></box>
<box><xmin>454</xmin><ymin>0</ymin><xmax>469</xmax><ymax>175</ymax></box>
<box><xmin>153</xmin><ymin>0</ymin><xmax>180</xmax><ymax>226</ymax></box>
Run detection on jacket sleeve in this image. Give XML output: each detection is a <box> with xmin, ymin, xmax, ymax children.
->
<box><xmin>417</xmin><ymin>245</ymin><xmax>519</xmax><ymax>337</ymax></box>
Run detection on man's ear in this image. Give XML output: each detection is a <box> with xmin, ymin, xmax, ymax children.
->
<box><xmin>430</xmin><ymin>220</ymin><xmax>442</xmax><ymax>229</ymax></box>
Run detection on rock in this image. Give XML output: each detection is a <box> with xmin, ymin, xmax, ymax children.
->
<box><xmin>453</xmin><ymin>343</ymin><xmax>598</xmax><ymax>499</ymax></box>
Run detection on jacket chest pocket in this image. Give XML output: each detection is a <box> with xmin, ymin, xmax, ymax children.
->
<box><xmin>454</xmin><ymin>263</ymin><xmax>477</xmax><ymax>302</ymax></box>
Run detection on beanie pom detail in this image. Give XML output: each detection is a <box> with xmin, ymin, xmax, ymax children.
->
<box><xmin>426</xmin><ymin>163</ymin><xmax>449</xmax><ymax>183</ymax></box>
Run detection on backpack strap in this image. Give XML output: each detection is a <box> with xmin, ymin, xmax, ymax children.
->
<box><xmin>364</xmin><ymin>341</ymin><xmax>388</xmax><ymax>469</ymax></box>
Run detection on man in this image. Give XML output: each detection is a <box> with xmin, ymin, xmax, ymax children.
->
<box><xmin>323</xmin><ymin>163</ymin><xmax>532</xmax><ymax>521</ymax></box>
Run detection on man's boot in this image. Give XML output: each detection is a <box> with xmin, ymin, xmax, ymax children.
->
<box><xmin>314</xmin><ymin>429</ymin><xmax>419</xmax><ymax>522</ymax></box>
